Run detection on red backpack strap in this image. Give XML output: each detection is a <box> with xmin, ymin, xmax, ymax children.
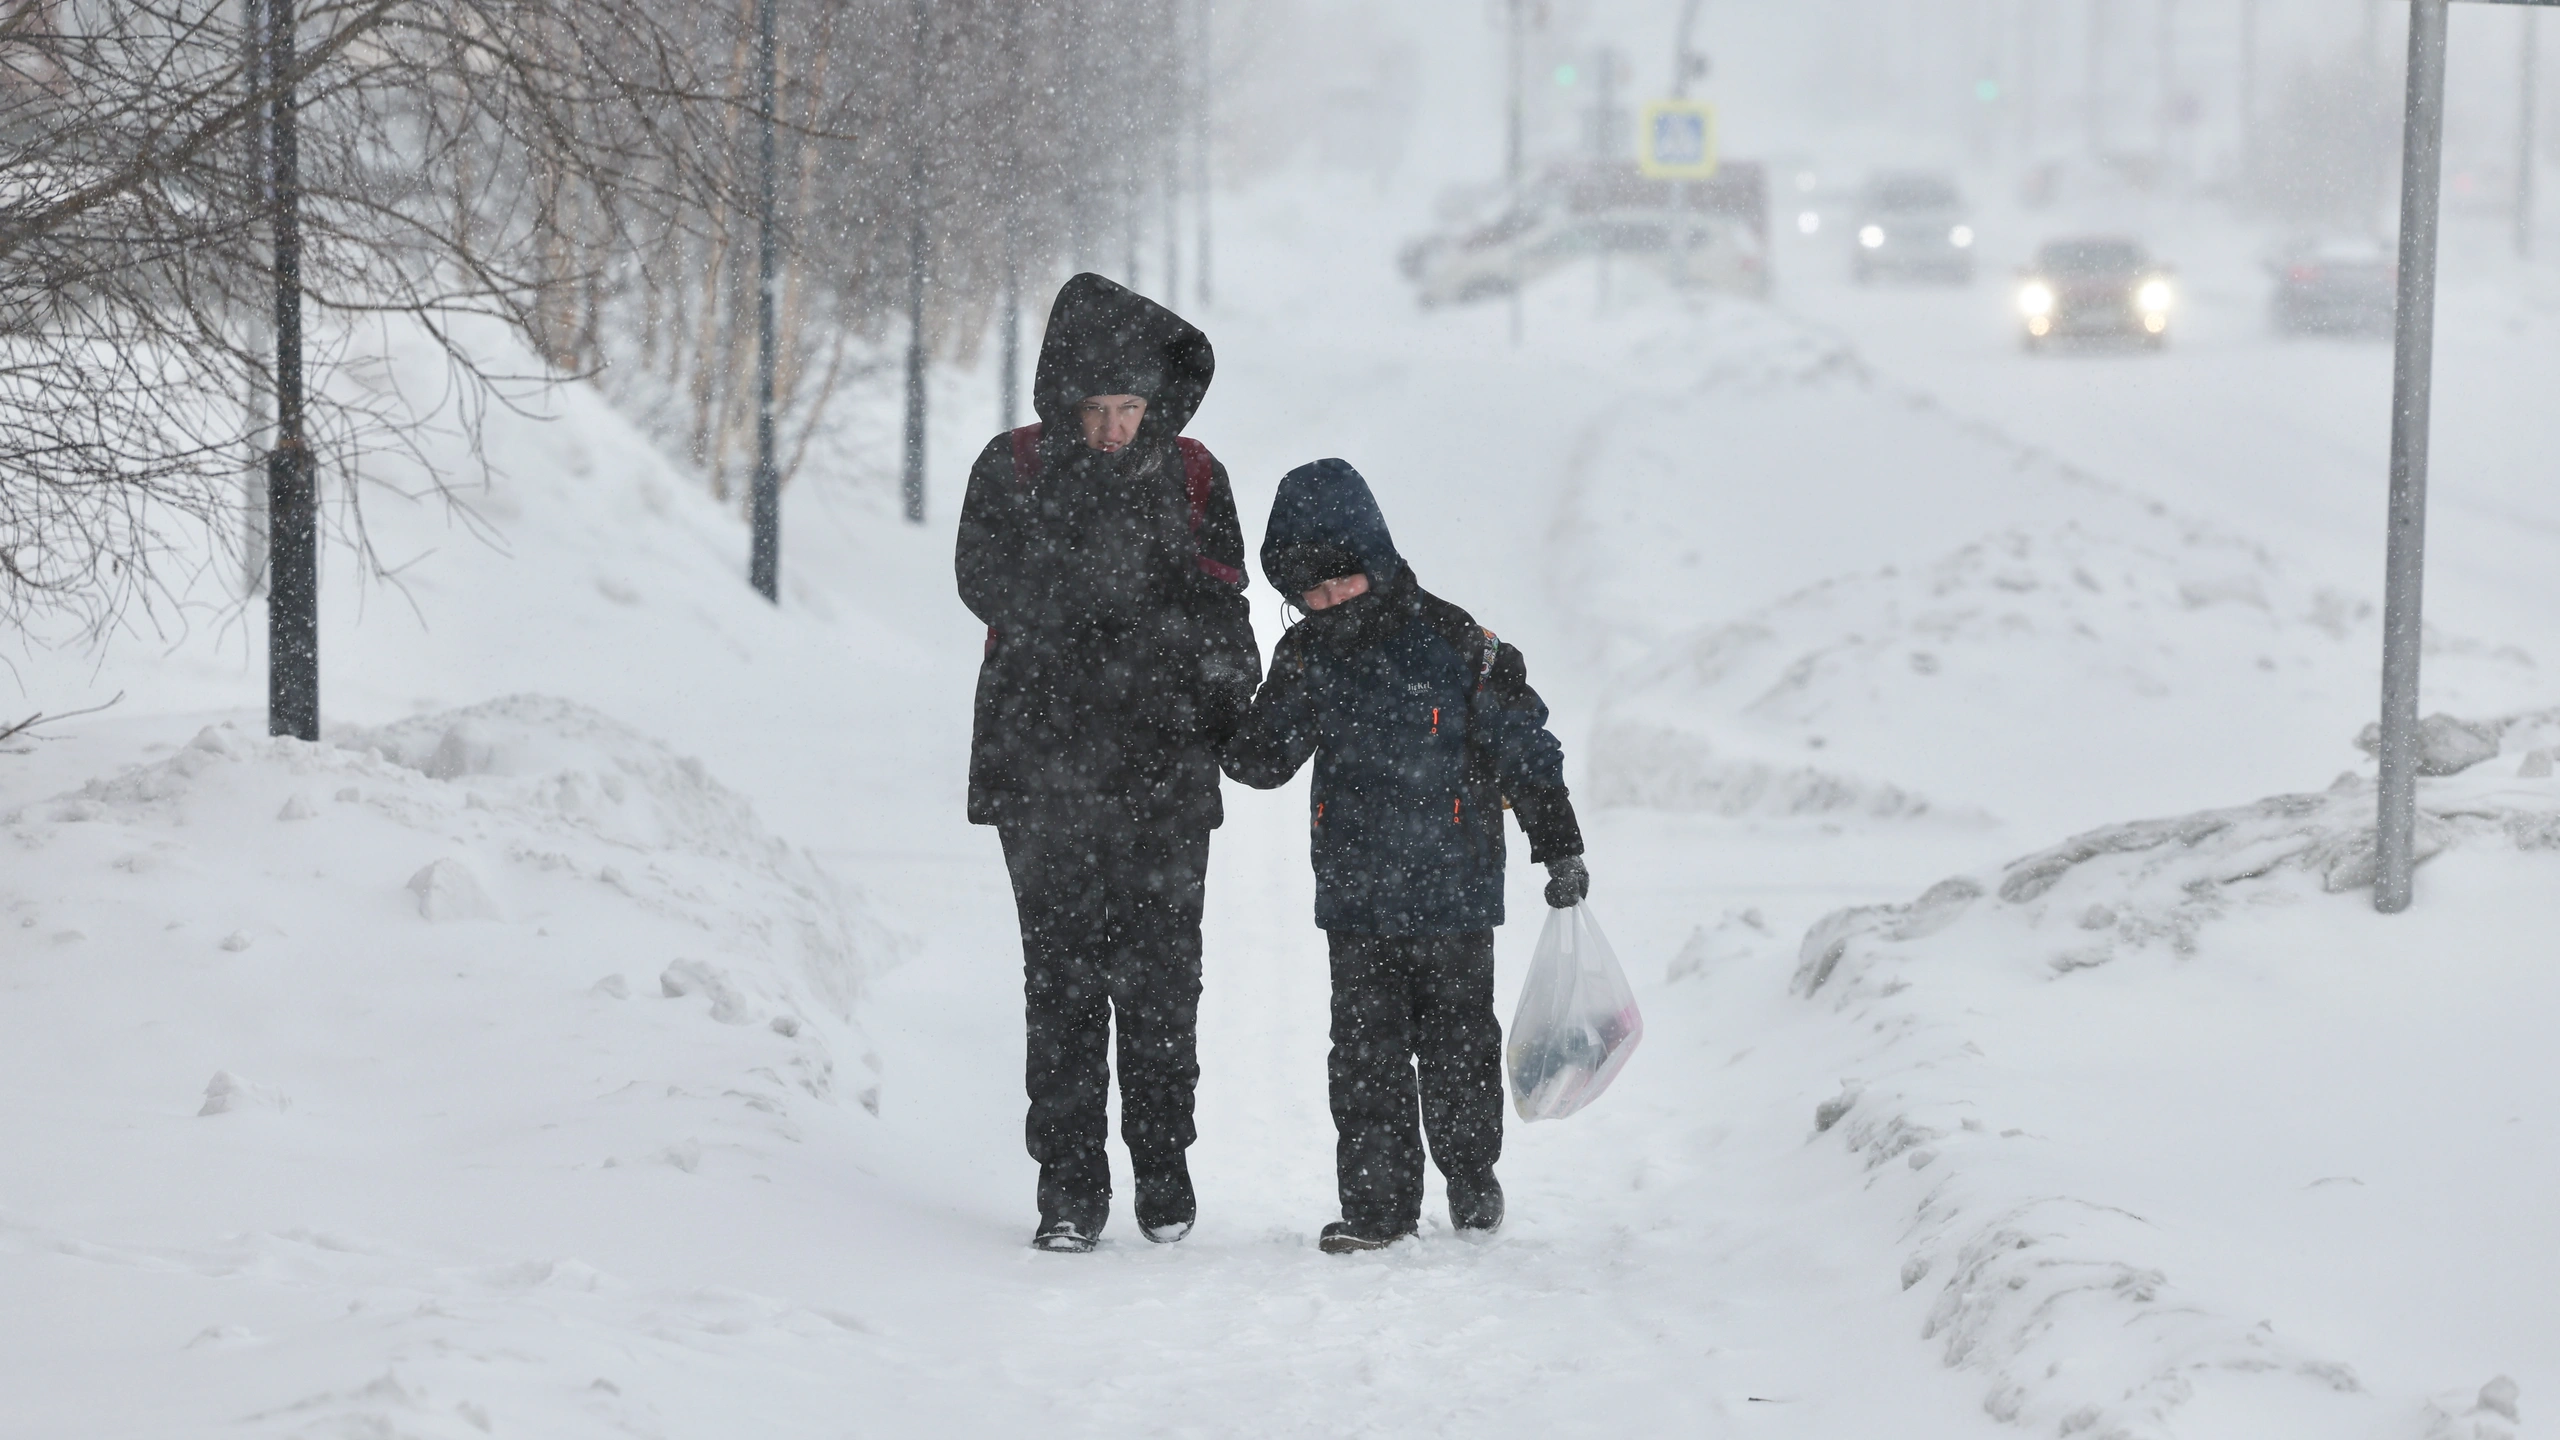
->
<box><xmin>1177</xmin><ymin>438</ymin><xmax>1245</xmax><ymax>587</ymax></box>
<box><xmin>987</xmin><ymin>424</ymin><xmax>1047</xmax><ymax>656</ymax></box>
<box><xmin>1176</xmin><ymin>437</ymin><xmax>1212</xmax><ymax>531</ymax></box>
<box><xmin>1009</xmin><ymin>423</ymin><xmax>1044</xmax><ymax>488</ymax></box>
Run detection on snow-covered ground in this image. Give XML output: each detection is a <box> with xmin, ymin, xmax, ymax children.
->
<box><xmin>7</xmin><ymin>137</ymin><xmax>2557</xmax><ymax>1440</ymax></box>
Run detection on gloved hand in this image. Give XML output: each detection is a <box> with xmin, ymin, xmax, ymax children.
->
<box><xmin>1543</xmin><ymin>854</ymin><xmax>1589</xmax><ymax>909</ymax></box>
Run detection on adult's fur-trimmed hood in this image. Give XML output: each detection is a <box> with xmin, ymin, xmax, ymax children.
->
<box><xmin>1032</xmin><ymin>272</ymin><xmax>1214</xmax><ymax>437</ymax></box>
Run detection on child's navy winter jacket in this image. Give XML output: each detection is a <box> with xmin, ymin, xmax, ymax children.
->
<box><xmin>1223</xmin><ymin>459</ymin><xmax>1583</xmax><ymax>935</ymax></box>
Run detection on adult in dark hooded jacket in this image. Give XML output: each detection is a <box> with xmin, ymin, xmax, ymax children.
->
<box><xmin>1223</xmin><ymin>458</ymin><xmax>1589</xmax><ymax>1254</ymax></box>
<box><xmin>955</xmin><ymin>273</ymin><xmax>1258</xmax><ymax>1254</ymax></box>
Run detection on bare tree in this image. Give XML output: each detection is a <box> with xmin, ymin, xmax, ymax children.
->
<box><xmin>0</xmin><ymin>0</ymin><xmax>1197</xmax><ymax>633</ymax></box>
<box><xmin>0</xmin><ymin>0</ymin><xmax>738</xmax><ymax>636</ymax></box>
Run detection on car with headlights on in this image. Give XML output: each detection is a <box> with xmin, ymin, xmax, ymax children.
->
<box><xmin>1849</xmin><ymin>172</ymin><xmax>1976</xmax><ymax>285</ymax></box>
<box><xmin>2014</xmin><ymin>237</ymin><xmax>2174</xmax><ymax>350</ymax></box>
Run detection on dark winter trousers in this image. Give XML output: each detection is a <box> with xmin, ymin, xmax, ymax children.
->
<box><xmin>1000</xmin><ymin>814</ymin><xmax>1209</xmax><ymax>1215</ymax></box>
<box><xmin>1327</xmin><ymin>929</ymin><xmax>1505</xmax><ymax>1231</ymax></box>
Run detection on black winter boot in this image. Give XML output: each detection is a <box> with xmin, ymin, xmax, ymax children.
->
<box><xmin>1318</xmin><ymin>1219</ymin><xmax>1416</xmax><ymax>1255</ymax></box>
<box><xmin>1134</xmin><ymin>1155</ymin><xmax>1196</xmax><ymax>1243</ymax></box>
<box><xmin>1447</xmin><ymin>1169</ymin><xmax>1504</xmax><ymax>1236</ymax></box>
<box><xmin>1034</xmin><ymin>1157</ymin><xmax>1109</xmax><ymax>1253</ymax></box>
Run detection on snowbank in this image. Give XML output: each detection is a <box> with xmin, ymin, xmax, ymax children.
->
<box><xmin>0</xmin><ymin>697</ymin><xmax>890</xmax><ymax>1435</ymax></box>
<box><xmin>1776</xmin><ymin>731</ymin><xmax>2557</xmax><ymax>1439</ymax></box>
<box><xmin>1588</xmin><ymin>516</ymin><xmax>2542</xmax><ymax>839</ymax></box>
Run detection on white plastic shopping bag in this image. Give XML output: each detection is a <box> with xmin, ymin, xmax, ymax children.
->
<box><xmin>1506</xmin><ymin>903</ymin><xmax>1644</xmax><ymax>1121</ymax></box>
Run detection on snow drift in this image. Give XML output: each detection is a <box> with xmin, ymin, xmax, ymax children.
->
<box><xmin>0</xmin><ymin>697</ymin><xmax>890</xmax><ymax>1436</ymax></box>
<box><xmin>1780</xmin><ymin>726</ymin><xmax>2556</xmax><ymax>1439</ymax></box>
<box><xmin>1587</xmin><ymin>517</ymin><xmax>2542</xmax><ymax>839</ymax></box>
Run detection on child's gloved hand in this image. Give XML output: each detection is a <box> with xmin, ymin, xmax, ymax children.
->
<box><xmin>1543</xmin><ymin>855</ymin><xmax>1589</xmax><ymax>909</ymax></box>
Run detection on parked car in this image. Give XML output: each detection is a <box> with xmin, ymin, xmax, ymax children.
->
<box><xmin>2269</xmin><ymin>235</ymin><xmax>2396</xmax><ymax>337</ymax></box>
<box><xmin>1849</xmin><ymin>171</ymin><xmax>1975</xmax><ymax>285</ymax></box>
<box><xmin>2015</xmin><ymin>237</ymin><xmax>2174</xmax><ymax>350</ymax></box>
<box><xmin>1413</xmin><ymin>206</ymin><xmax>1769</xmax><ymax>306</ymax></box>
<box><xmin>1408</xmin><ymin>159</ymin><xmax>1773</xmax><ymax>305</ymax></box>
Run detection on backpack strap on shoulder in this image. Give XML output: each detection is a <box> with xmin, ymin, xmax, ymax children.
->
<box><xmin>1179</xmin><ymin>437</ymin><xmax>1245</xmax><ymax>587</ymax></box>
<box><xmin>1176</xmin><ymin>437</ymin><xmax>1212</xmax><ymax>531</ymax></box>
<box><xmin>1009</xmin><ymin>423</ymin><xmax>1044</xmax><ymax>488</ymax></box>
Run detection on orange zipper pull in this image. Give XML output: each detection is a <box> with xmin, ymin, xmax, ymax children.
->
<box><xmin>1453</xmin><ymin>796</ymin><xmax>1462</xmax><ymax>824</ymax></box>
<box><xmin>1430</xmin><ymin>706</ymin><xmax>1440</xmax><ymax>736</ymax></box>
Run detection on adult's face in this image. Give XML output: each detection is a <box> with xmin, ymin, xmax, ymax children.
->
<box><xmin>1076</xmin><ymin>394</ymin><xmax>1147</xmax><ymax>452</ymax></box>
<box><xmin>1301</xmin><ymin>573</ymin><xmax>1370</xmax><ymax>611</ymax></box>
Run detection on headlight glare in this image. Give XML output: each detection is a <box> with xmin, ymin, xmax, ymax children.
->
<box><xmin>2137</xmin><ymin>278</ymin><xmax>2173</xmax><ymax>312</ymax></box>
<box><xmin>1949</xmin><ymin>225</ymin><xmax>1975</xmax><ymax>248</ymax></box>
<box><xmin>2018</xmin><ymin>281</ymin><xmax>2055</xmax><ymax>318</ymax></box>
<box><xmin>1858</xmin><ymin>224</ymin><xmax>1886</xmax><ymax>249</ymax></box>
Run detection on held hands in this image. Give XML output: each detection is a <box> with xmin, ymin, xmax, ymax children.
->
<box><xmin>1543</xmin><ymin>854</ymin><xmax>1590</xmax><ymax>909</ymax></box>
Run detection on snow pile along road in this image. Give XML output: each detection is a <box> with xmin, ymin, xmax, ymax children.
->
<box><xmin>1586</xmin><ymin>514</ymin><xmax>2542</xmax><ymax>840</ymax></box>
<box><xmin>0</xmin><ymin>696</ymin><xmax>887</xmax><ymax>1436</ymax></box>
<box><xmin>1780</xmin><ymin>723</ymin><xmax>2557</xmax><ymax>1440</ymax></box>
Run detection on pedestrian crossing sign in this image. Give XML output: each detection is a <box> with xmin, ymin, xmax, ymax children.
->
<box><xmin>1638</xmin><ymin>100</ymin><xmax>1719</xmax><ymax>179</ymax></box>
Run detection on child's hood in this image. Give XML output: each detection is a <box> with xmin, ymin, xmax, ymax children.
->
<box><xmin>1261</xmin><ymin>458</ymin><xmax>1405</xmax><ymax>600</ymax></box>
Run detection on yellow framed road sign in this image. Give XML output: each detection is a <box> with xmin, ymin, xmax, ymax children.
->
<box><xmin>1638</xmin><ymin>100</ymin><xmax>1719</xmax><ymax>179</ymax></box>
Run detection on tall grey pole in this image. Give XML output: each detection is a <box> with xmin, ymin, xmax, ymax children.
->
<box><xmin>1671</xmin><ymin>0</ymin><xmax>1704</xmax><ymax>97</ymax></box>
<box><xmin>241</xmin><ymin>0</ymin><xmax>271</xmax><ymax>600</ymax></box>
<box><xmin>900</xmin><ymin>0</ymin><xmax>929</xmax><ymax>525</ymax></box>
<box><xmin>2520</xmin><ymin>7</ymin><xmax>2539</xmax><ymax>258</ymax></box>
<box><xmin>749</xmin><ymin>0</ymin><xmax>780</xmax><ymax>602</ymax></box>
<box><xmin>266</xmin><ymin>0</ymin><xmax>317</xmax><ymax>743</ymax></box>
<box><xmin>2375</xmin><ymin>0</ymin><xmax>2450</xmax><ymax>915</ymax></box>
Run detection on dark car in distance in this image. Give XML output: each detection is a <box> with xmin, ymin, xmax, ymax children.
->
<box><xmin>2270</xmin><ymin>236</ymin><xmax>2396</xmax><ymax>337</ymax></box>
<box><xmin>2015</xmin><ymin>237</ymin><xmax>2175</xmax><ymax>350</ymax></box>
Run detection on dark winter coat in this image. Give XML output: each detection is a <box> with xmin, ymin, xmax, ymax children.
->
<box><xmin>957</xmin><ymin>274</ymin><xmax>1258</xmax><ymax>829</ymax></box>
<box><xmin>1223</xmin><ymin>459</ymin><xmax>1583</xmax><ymax>935</ymax></box>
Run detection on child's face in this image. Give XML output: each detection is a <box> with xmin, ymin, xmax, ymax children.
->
<box><xmin>1301</xmin><ymin>573</ymin><xmax>1371</xmax><ymax>611</ymax></box>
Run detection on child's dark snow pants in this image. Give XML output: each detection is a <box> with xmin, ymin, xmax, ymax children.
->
<box><xmin>1000</xmin><ymin>815</ymin><xmax>1208</xmax><ymax>1213</ymax></box>
<box><xmin>1327</xmin><ymin>929</ymin><xmax>1505</xmax><ymax>1230</ymax></box>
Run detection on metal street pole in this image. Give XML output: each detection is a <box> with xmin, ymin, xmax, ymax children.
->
<box><xmin>749</xmin><ymin>0</ymin><xmax>780</xmax><ymax>602</ymax></box>
<box><xmin>2375</xmin><ymin>0</ymin><xmax>2450</xmax><ymax>914</ymax></box>
<box><xmin>266</xmin><ymin>0</ymin><xmax>317</xmax><ymax>742</ymax></box>
<box><xmin>2520</xmin><ymin>7</ymin><xmax>2540</xmax><ymax>258</ymax></box>
<box><xmin>900</xmin><ymin>0</ymin><xmax>929</xmax><ymax>525</ymax></box>
<box><xmin>241</xmin><ymin>0</ymin><xmax>270</xmax><ymax>600</ymax></box>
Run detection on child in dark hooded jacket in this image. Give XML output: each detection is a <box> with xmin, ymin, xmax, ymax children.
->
<box><xmin>1223</xmin><ymin>458</ymin><xmax>1588</xmax><ymax>1253</ymax></box>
